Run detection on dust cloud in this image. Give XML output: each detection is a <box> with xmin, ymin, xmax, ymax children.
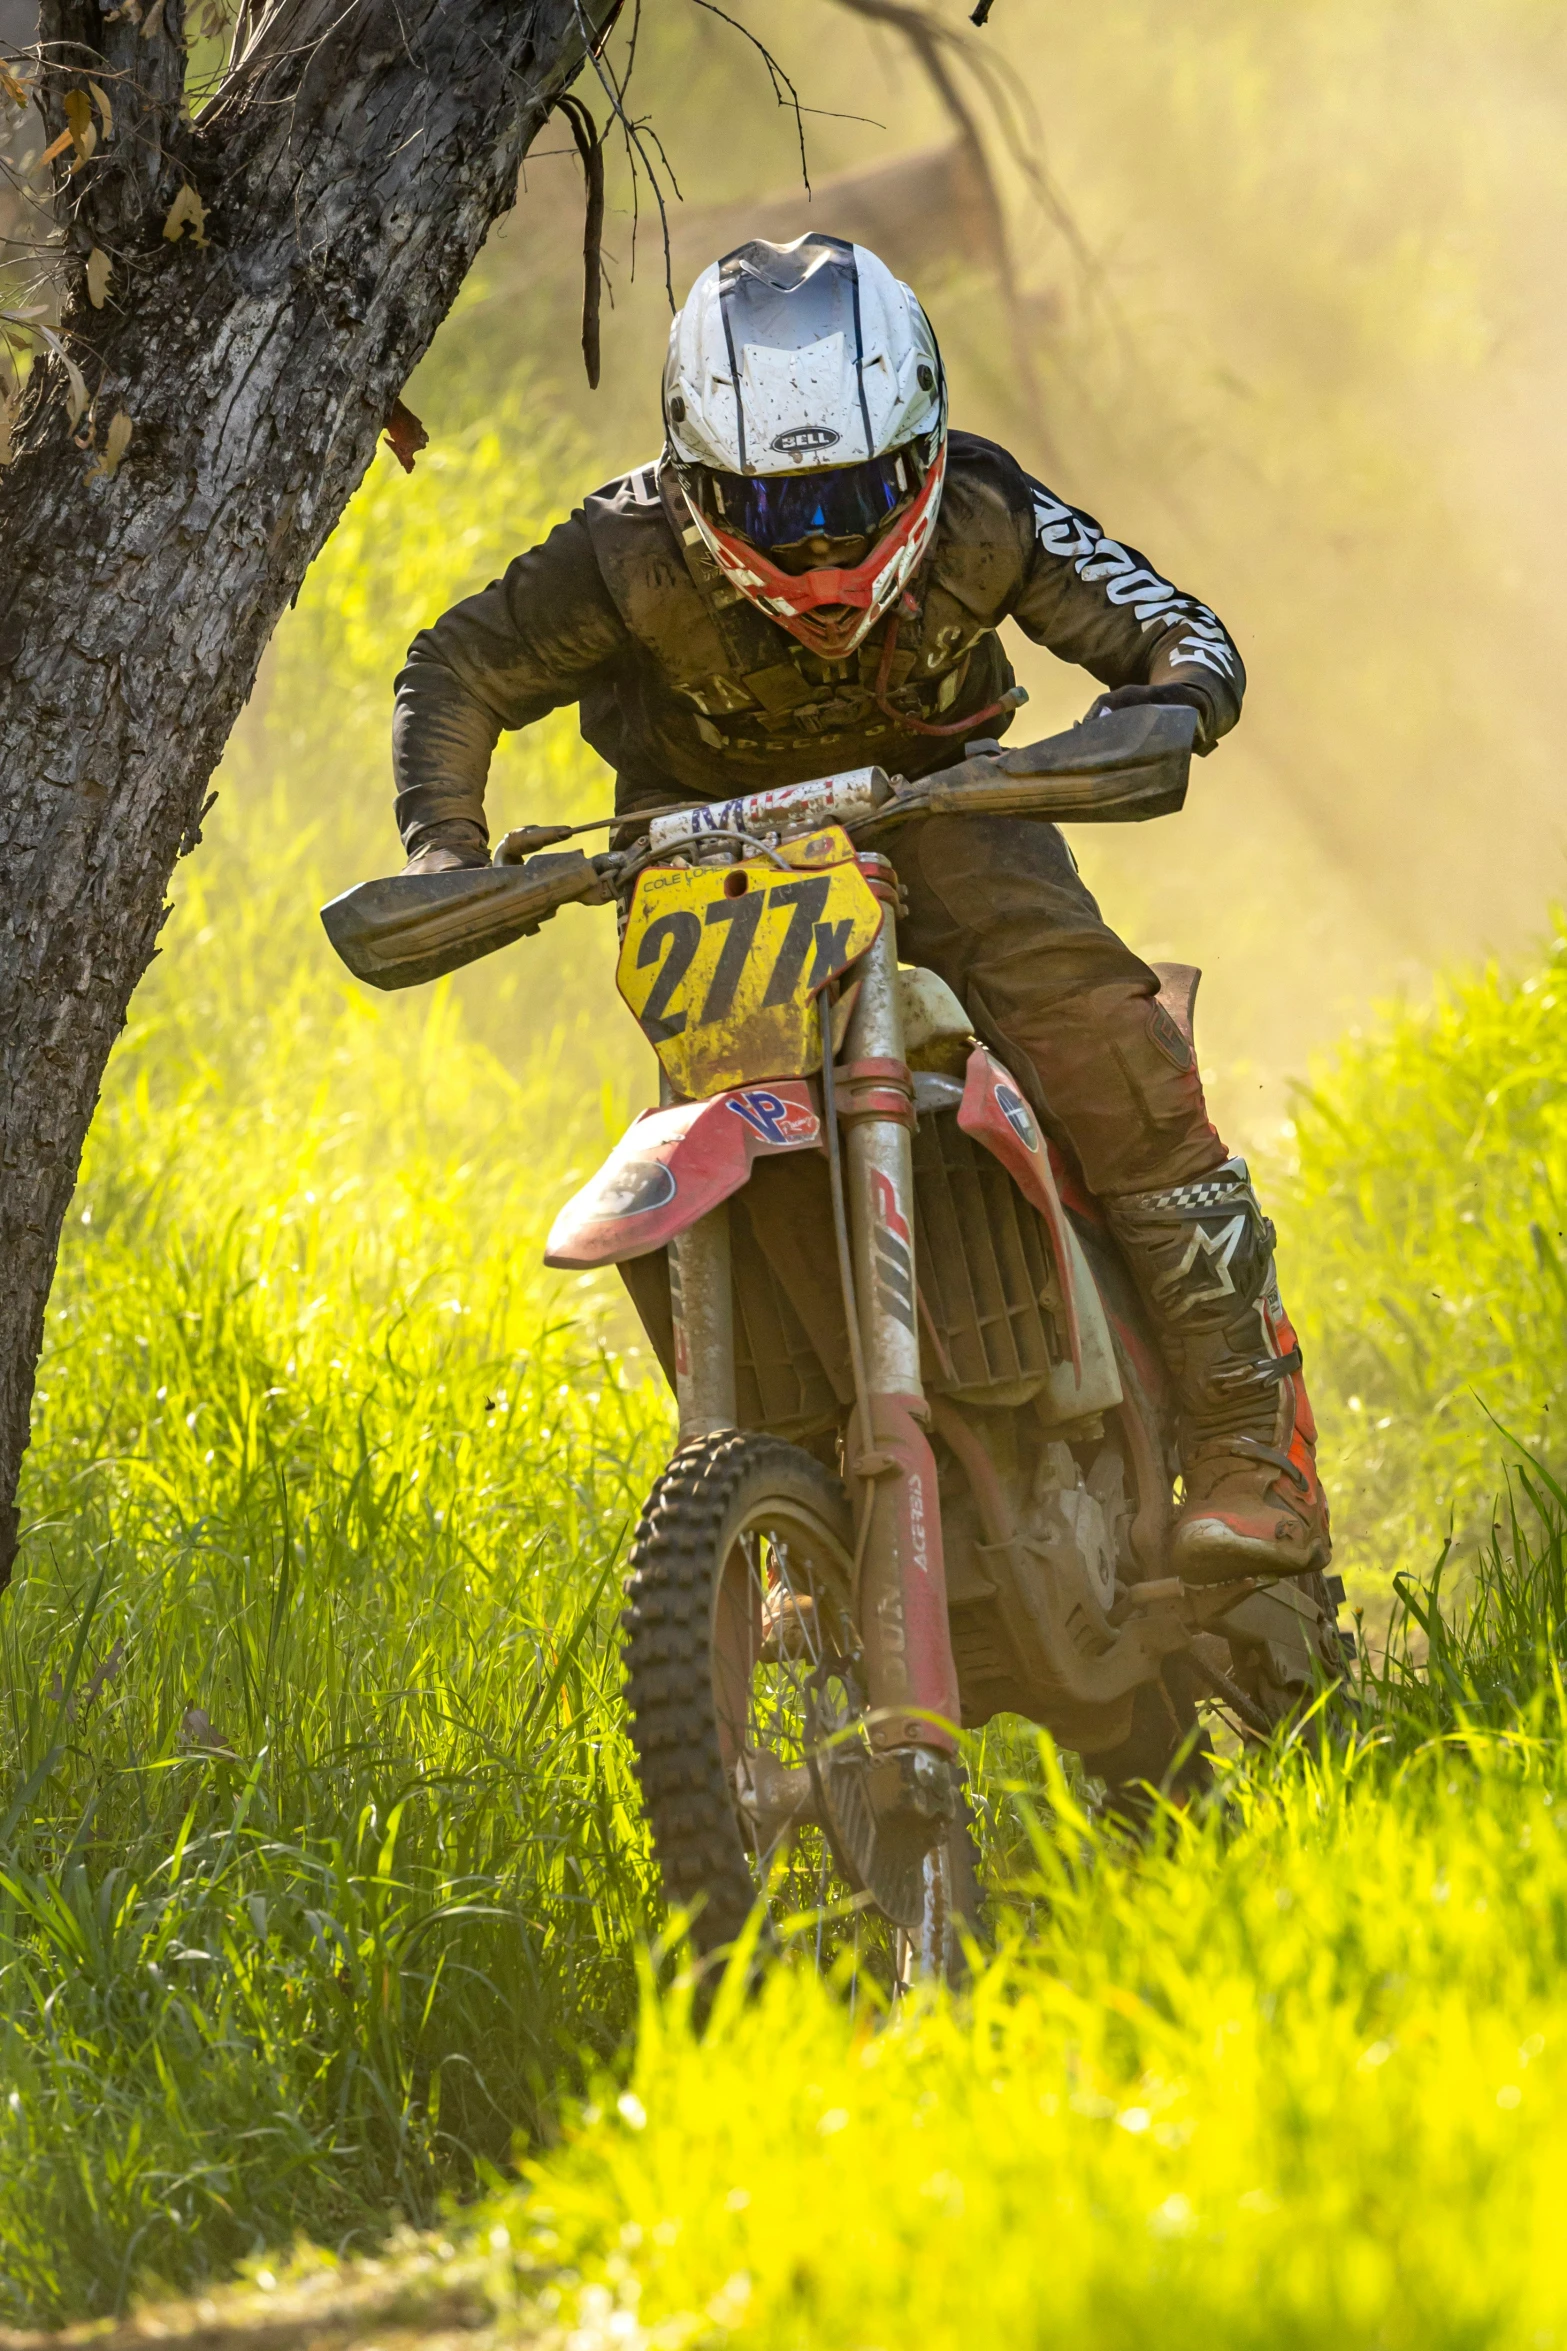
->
<box><xmin>411</xmin><ymin>0</ymin><xmax>1567</xmax><ymax>1151</ymax></box>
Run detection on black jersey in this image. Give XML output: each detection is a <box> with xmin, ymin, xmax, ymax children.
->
<box><xmin>391</xmin><ymin>429</ymin><xmax>1244</xmax><ymax>850</ymax></box>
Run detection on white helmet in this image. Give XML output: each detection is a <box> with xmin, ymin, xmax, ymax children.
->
<box><xmin>663</xmin><ymin>234</ymin><xmax>948</xmax><ymax>661</ymax></box>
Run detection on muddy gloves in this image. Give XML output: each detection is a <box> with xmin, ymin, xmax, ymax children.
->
<box><xmin>1105</xmin><ymin>1158</ymin><xmax>1332</xmax><ymax>1584</ymax></box>
<box><xmin>1084</xmin><ymin>682</ymin><xmax>1218</xmax><ymax>753</ymax></box>
<box><xmin>401</xmin><ymin>819</ymin><xmax>491</xmax><ymax>877</ymax></box>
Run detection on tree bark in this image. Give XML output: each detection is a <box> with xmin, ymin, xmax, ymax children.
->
<box><xmin>0</xmin><ymin>0</ymin><xmax>619</xmax><ymax>1579</ymax></box>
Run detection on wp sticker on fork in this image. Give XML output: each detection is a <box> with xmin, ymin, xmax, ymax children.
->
<box><xmin>617</xmin><ymin>843</ymin><xmax>882</xmax><ymax>1098</ymax></box>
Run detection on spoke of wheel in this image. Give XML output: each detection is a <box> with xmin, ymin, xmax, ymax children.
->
<box><xmin>710</xmin><ymin>1503</ymin><xmax>870</xmax><ymax>1966</ymax></box>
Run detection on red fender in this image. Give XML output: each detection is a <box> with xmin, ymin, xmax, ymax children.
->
<box><xmin>957</xmin><ymin>1045</ymin><xmax>1084</xmax><ymax>1384</ymax></box>
<box><xmin>544</xmin><ymin>1081</ymin><xmax>822</xmax><ymax>1270</ymax></box>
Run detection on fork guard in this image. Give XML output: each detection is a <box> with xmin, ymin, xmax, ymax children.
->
<box><xmin>848</xmin><ymin>1390</ymin><xmax>962</xmax><ymax>1754</ymax></box>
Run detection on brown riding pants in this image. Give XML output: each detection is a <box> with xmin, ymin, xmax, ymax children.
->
<box><xmin>890</xmin><ymin>815</ymin><xmax>1227</xmax><ymax>1201</ymax></box>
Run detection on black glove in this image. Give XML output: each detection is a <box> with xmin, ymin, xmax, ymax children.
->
<box><xmin>1083</xmin><ymin>681</ymin><xmax>1216</xmax><ymax>753</ymax></box>
<box><xmin>401</xmin><ymin>819</ymin><xmax>491</xmax><ymax>876</ymax></box>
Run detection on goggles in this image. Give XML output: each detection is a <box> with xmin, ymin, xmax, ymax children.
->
<box><xmin>682</xmin><ymin>436</ymin><xmax>939</xmax><ymax>557</ymax></box>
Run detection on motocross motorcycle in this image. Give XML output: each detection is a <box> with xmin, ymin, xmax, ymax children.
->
<box><xmin>324</xmin><ymin>704</ymin><xmax>1347</xmax><ymax>1979</ymax></box>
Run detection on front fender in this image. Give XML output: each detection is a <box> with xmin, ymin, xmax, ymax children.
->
<box><xmin>544</xmin><ymin>1081</ymin><xmax>823</xmax><ymax>1269</ymax></box>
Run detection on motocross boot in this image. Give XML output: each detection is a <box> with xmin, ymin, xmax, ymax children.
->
<box><xmin>1104</xmin><ymin>1158</ymin><xmax>1331</xmax><ymax>1584</ymax></box>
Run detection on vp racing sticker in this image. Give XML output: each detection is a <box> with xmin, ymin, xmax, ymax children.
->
<box><xmin>726</xmin><ymin>1089</ymin><xmax>821</xmax><ymax>1147</ymax></box>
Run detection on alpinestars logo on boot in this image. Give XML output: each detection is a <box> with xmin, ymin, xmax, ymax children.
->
<box><xmin>1159</xmin><ymin>1216</ymin><xmax>1248</xmax><ymax>1317</ymax></box>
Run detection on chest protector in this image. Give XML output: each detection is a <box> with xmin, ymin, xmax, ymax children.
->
<box><xmin>580</xmin><ymin>442</ymin><xmax>1030</xmax><ymax>762</ymax></box>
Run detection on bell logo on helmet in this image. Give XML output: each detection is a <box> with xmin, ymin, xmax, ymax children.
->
<box><xmin>771</xmin><ymin>425</ymin><xmax>841</xmax><ymax>454</ymax></box>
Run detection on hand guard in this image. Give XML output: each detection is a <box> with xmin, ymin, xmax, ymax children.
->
<box><xmin>1083</xmin><ymin>681</ymin><xmax>1217</xmax><ymax>754</ymax></box>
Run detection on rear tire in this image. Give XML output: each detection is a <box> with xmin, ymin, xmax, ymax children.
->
<box><xmin>1085</xmin><ymin>1652</ymin><xmax>1214</xmax><ymax>1825</ymax></box>
<box><xmin>1222</xmin><ymin>1567</ymin><xmax>1356</xmax><ymax>1743</ymax></box>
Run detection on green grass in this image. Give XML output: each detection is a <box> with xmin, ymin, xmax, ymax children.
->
<box><xmin>1280</xmin><ymin>929</ymin><xmax>1567</xmax><ymax>1591</ymax></box>
<box><xmin>186</xmin><ymin>1687</ymin><xmax>1567</xmax><ymax>2351</ymax></box>
<box><xmin>468</xmin><ymin>1718</ymin><xmax>1567</xmax><ymax>2351</ymax></box>
<box><xmin>3</xmin><ymin>800</ymin><xmax>667</xmax><ymax>2320</ymax></box>
<box><xmin>2</xmin><ymin>411</ymin><xmax>664</xmax><ymax>2318</ymax></box>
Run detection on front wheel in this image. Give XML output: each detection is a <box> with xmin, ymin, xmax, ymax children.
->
<box><xmin>621</xmin><ymin>1431</ymin><xmax>977</xmax><ymax>1978</ymax></box>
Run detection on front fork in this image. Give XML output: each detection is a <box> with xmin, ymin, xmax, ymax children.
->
<box><xmin>668</xmin><ymin>868</ymin><xmax>962</xmax><ymax>1758</ymax></box>
<box><xmin>670</xmin><ymin>1203</ymin><xmax>736</xmax><ymax>1442</ymax></box>
<box><xmin>838</xmin><ymin>866</ymin><xmax>960</xmax><ymax>1755</ymax></box>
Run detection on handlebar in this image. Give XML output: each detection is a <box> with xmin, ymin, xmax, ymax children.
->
<box><xmin>319</xmin><ymin>703</ymin><xmax>1198</xmax><ymax>992</ymax></box>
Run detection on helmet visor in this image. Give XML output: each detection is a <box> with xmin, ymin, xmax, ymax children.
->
<box><xmin>683</xmin><ymin>438</ymin><xmax>937</xmax><ymax>556</ymax></box>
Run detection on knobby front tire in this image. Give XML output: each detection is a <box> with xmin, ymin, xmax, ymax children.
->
<box><xmin>621</xmin><ymin>1429</ymin><xmax>976</xmax><ymax>1975</ymax></box>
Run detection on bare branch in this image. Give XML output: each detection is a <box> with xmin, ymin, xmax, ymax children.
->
<box><xmin>557</xmin><ymin>89</ymin><xmax>605</xmax><ymax>387</ymax></box>
<box><xmin>687</xmin><ymin>0</ymin><xmax>812</xmax><ymax>197</ymax></box>
<box><xmin>570</xmin><ymin>0</ymin><xmax>683</xmax><ymax>306</ymax></box>
<box><xmin>831</xmin><ymin>0</ymin><xmax>1104</xmax><ymax>295</ymax></box>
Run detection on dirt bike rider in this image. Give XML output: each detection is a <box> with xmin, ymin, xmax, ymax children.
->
<box><xmin>392</xmin><ymin>233</ymin><xmax>1330</xmax><ymax>1586</ymax></box>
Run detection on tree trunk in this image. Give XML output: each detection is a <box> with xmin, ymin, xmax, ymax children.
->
<box><xmin>0</xmin><ymin>0</ymin><xmax>619</xmax><ymax>1579</ymax></box>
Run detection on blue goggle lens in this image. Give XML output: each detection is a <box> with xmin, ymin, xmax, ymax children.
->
<box><xmin>688</xmin><ymin>441</ymin><xmax>933</xmax><ymax>553</ymax></box>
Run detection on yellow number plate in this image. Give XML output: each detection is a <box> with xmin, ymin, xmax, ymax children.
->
<box><xmin>616</xmin><ymin>827</ymin><xmax>883</xmax><ymax>1097</ymax></box>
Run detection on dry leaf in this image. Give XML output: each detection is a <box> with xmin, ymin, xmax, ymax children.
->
<box><xmin>83</xmin><ymin>1638</ymin><xmax>125</xmax><ymax>1705</ymax></box>
<box><xmin>86</xmin><ymin>246</ymin><xmax>111</xmax><ymax>309</ymax></box>
<box><xmin>178</xmin><ymin>1703</ymin><xmax>236</xmax><ymax>1757</ymax></box>
<box><xmin>162</xmin><ymin>182</ymin><xmax>208</xmax><ymax>247</ymax></box>
<box><xmin>89</xmin><ymin>79</ymin><xmax>114</xmax><ymax>140</ymax></box>
<box><xmin>141</xmin><ymin>0</ymin><xmax>167</xmax><ymax>37</ymax></box>
<box><xmin>383</xmin><ymin>398</ymin><xmax>430</xmax><ymax>473</ymax></box>
<box><xmin>36</xmin><ymin>325</ymin><xmax>89</xmax><ymax>425</ymax></box>
<box><xmin>45</xmin><ymin>1638</ymin><xmax>126</xmax><ymax>1717</ymax></box>
<box><xmin>0</xmin><ymin>61</ymin><xmax>30</xmax><ymax>106</ymax></box>
<box><xmin>86</xmin><ymin>409</ymin><xmax>132</xmax><ymax>481</ymax></box>
<box><xmin>36</xmin><ymin>125</ymin><xmax>73</xmax><ymax>170</ymax></box>
<box><xmin>63</xmin><ymin>88</ymin><xmax>97</xmax><ymax>169</ymax></box>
